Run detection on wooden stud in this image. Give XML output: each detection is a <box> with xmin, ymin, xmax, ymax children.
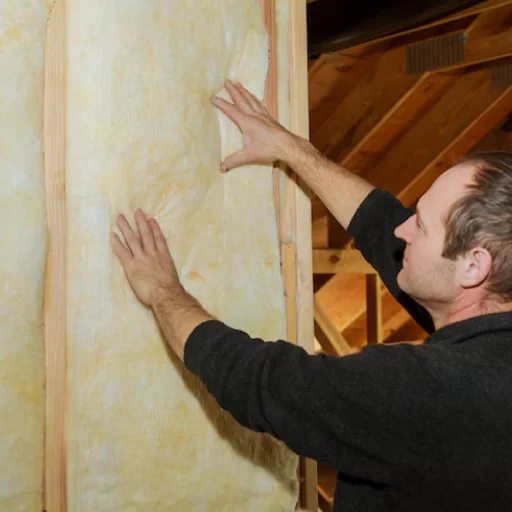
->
<box><xmin>43</xmin><ymin>1</ymin><xmax>67</xmax><ymax>511</ymax></box>
<box><xmin>288</xmin><ymin>2</ymin><xmax>318</xmax><ymax>508</ymax></box>
<box><xmin>282</xmin><ymin>243</ymin><xmax>298</xmax><ymax>344</ymax></box>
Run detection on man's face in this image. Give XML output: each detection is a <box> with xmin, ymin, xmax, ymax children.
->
<box><xmin>394</xmin><ymin>164</ymin><xmax>475</xmax><ymax>306</ymax></box>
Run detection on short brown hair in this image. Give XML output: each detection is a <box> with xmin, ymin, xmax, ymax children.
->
<box><xmin>442</xmin><ymin>151</ymin><xmax>512</xmax><ymax>302</ymax></box>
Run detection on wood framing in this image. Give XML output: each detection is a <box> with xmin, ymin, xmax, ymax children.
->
<box><xmin>276</xmin><ymin>0</ymin><xmax>318</xmax><ymax>508</ymax></box>
<box><xmin>313</xmin><ymin>248</ymin><xmax>376</xmax><ymax>274</ymax></box>
<box><xmin>44</xmin><ymin>1</ymin><xmax>67</xmax><ymax>510</ymax></box>
<box><xmin>314</xmin><ymin>299</ymin><xmax>353</xmax><ymax>356</ymax></box>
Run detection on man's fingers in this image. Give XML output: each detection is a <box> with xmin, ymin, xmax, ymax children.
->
<box><xmin>232</xmin><ymin>81</ymin><xmax>265</xmax><ymax>114</ymax></box>
<box><xmin>148</xmin><ymin>218</ymin><xmax>169</xmax><ymax>253</ymax></box>
<box><xmin>135</xmin><ymin>209</ymin><xmax>156</xmax><ymax>253</ymax></box>
<box><xmin>224</xmin><ymin>80</ymin><xmax>254</xmax><ymax>114</ymax></box>
<box><xmin>110</xmin><ymin>232</ymin><xmax>132</xmax><ymax>267</ymax></box>
<box><xmin>116</xmin><ymin>214</ymin><xmax>142</xmax><ymax>256</ymax></box>
<box><xmin>221</xmin><ymin>149</ymin><xmax>253</xmax><ymax>173</ymax></box>
<box><xmin>211</xmin><ymin>97</ymin><xmax>244</xmax><ymax>130</ymax></box>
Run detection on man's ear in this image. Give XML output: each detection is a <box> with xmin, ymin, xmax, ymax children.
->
<box><xmin>459</xmin><ymin>246</ymin><xmax>492</xmax><ymax>289</ymax></box>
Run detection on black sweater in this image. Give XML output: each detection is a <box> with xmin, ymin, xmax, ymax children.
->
<box><xmin>184</xmin><ymin>189</ymin><xmax>512</xmax><ymax>511</ymax></box>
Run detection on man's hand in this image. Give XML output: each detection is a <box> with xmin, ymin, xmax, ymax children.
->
<box><xmin>211</xmin><ymin>79</ymin><xmax>300</xmax><ymax>172</ymax></box>
<box><xmin>111</xmin><ymin>209</ymin><xmax>214</xmax><ymax>361</ymax></box>
<box><xmin>110</xmin><ymin>209</ymin><xmax>182</xmax><ymax>307</ymax></box>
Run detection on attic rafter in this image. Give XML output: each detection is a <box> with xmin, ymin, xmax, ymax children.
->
<box><xmin>347</xmin><ymin>0</ymin><xmax>512</xmax><ymax>53</ymax></box>
<box><xmin>308</xmin><ymin>45</ymin><xmax>386</xmax><ymax>141</ymax></box>
<box><xmin>311</xmin><ymin>46</ymin><xmax>423</xmax><ymax>161</ymax></box>
<box><xmin>398</xmin><ymin>87</ymin><xmax>512</xmax><ymax>206</ymax></box>
<box><xmin>361</xmin><ymin>68</ymin><xmax>506</xmax><ymax>196</ymax></box>
<box><xmin>340</xmin><ymin>6</ymin><xmax>512</xmax><ymax>172</ymax></box>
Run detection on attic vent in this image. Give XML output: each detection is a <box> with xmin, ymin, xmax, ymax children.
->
<box><xmin>490</xmin><ymin>63</ymin><xmax>512</xmax><ymax>89</ymax></box>
<box><xmin>406</xmin><ymin>32</ymin><xmax>466</xmax><ymax>74</ymax></box>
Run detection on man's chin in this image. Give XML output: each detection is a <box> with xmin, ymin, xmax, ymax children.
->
<box><xmin>397</xmin><ymin>268</ymin><xmax>406</xmax><ymax>292</ymax></box>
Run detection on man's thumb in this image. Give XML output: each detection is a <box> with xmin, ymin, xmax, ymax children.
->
<box><xmin>221</xmin><ymin>150</ymin><xmax>251</xmax><ymax>173</ymax></box>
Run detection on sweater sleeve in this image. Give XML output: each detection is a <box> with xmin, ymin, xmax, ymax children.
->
<box><xmin>348</xmin><ymin>189</ymin><xmax>435</xmax><ymax>334</ymax></box>
<box><xmin>184</xmin><ymin>319</ymin><xmax>442</xmax><ymax>485</ymax></box>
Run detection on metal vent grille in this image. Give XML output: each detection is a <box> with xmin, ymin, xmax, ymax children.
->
<box><xmin>406</xmin><ymin>32</ymin><xmax>466</xmax><ymax>74</ymax></box>
<box><xmin>490</xmin><ymin>63</ymin><xmax>512</xmax><ymax>89</ymax></box>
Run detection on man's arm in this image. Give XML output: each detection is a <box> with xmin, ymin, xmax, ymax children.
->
<box><xmin>212</xmin><ymin>81</ymin><xmax>434</xmax><ymax>333</ymax></box>
<box><xmin>212</xmin><ymin>80</ymin><xmax>375</xmax><ymax>229</ymax></box>
<box><xmin>110</xmin><ymin>209</ymin><xmax>214</xmax><ymax>360</ymax></box>
<box><xmin>111</xmin><ymin>209</ymin><xmax>436</xmax><ymax>485</ymax></box>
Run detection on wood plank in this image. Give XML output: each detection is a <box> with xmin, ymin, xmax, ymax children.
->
<box><xmin>313</xmin><ymin>248</ymin><xmax>376</xmax><ymax>274</ymax></box>
<box><xmin>311</xmin><ymin>47</ymin><xmax>421</xmax><ymax>160</ymax></box>
<box><xmin>339</xmin><ymin>8</ymin><xmax>507</xmax><ymax>172</ymax></box>
<box><xmin>366</xmin><ymin>275</ymin><xmax>383</xmax><ymax>344</ymax></box>
<box><xmin>398</xmin><ymin>87</ymin><xmax>512</xmax><ymax>206</ymax></box>
<box><xmin>43</xmin><ymin>1</ymin><xmax>67</xmax><ymax>511</ymax></box>
<box><xmin>309</xmin><ymin>46</ymin><xmax>385</xmax><ymax>136</ymax></box>
<box><xmin>282</xmin><ymin>243</ymin><xmax>298</xmax><ymax>345</ymax></box>
<box><xmin>314</xmin><ymin>298</ymin><xmax>353</xmax><ymax>356</ymax></box>
<box><xmin>472</xmin><ymin>123</ymin><xmax>512</xmax><ymax>151</ymax></box>
<box><xmin>348</xmin><ymin>0</ymin><xmax>512</xmax><ymax>53</ymax></box>
<box><xmin>288</xmin><ymin>1</ymin><xmax>318</xmax><ymax>509</ymax></box>
<box><xmin>341</xmin><ymin>73</ymin><xmax>457</xmax><ymax>171</ymax></box>
<box><xmin>363</xmin><ymin>69</ymin><xmax>505</xmax><ymax>197</ymax></box>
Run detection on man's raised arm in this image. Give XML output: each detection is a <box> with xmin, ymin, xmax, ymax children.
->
<box><xmin>211</xmin><ymin>80</ymin><xmax>375</xmax><ymax>229</ymax></box>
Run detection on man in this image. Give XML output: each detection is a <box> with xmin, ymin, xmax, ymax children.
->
<box><xmin>111</xmin><ymin>80</ymin><xmax>512</xmax><ymax>511</ymax></box>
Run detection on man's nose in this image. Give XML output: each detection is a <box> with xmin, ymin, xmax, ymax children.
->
<box><xmin>394</xmin><ymin>216</ymin><xmax>413</xmax><ymax>244</ymax></box>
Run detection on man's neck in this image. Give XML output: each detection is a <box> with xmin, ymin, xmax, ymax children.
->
<box><xmin>426</xmin><ymin>296</ymin><xmax>512</xmax><ymax>330</ymax></box>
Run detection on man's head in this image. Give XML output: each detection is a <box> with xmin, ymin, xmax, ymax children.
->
<box><xmin>394</xmin><ymin>151</ymin><xmax>512</xmax><ymax>317</ymax></box>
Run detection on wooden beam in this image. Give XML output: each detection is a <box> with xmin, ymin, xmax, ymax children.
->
<box><xmin>341</xmin><ymin>73</ymin><xmax>456</xmax><ymax>172</ymax></box>
<box><xmin>472</xmin><ymin>122</ymin><xmax>512</xmax><ymax>152</ymax></box>
<box><xmin>339</xmin><ymin>8</ymin><xmax>509</xmax><ymax>172</ymax></box>
<box><xmin>44</xmin><ymin>1</ymin><xmax>67</xmax><ymax>511</ymax></box>
<box><xmin>313</xmin><ymin>248</ymin><xmax>376</xmax><ymax>274</ymax></box>
<box><xmin>309</xmin><ymin>45</ymin><xmax>386</xmax><ymax>137</ymax></box>
<box><xmin>288</xmin><ymin>1</ymin><xmax>318</xmax><ymax>510</ymax></box>
<box><xmin>398</xmin><ymin>87</ymin><xmax>512</xmax><ymax>206</ymax></box>
<box><xmin>366</xmin><ymin>275</ymin><xmax>383</xmax><ymax>344</ymax></box>
<box><xmin>362</xmin><ymin>68</ymin><xmax>507</xmax><ymax>197</ymax></box>
<box><xmin>349</xmin><ymin>0</ymin><xmax>512</xmax><ymax>53</ymax></box>
<box><xmin>314</xmin><ymin>298</ymin><xmax>353</xmax><ymax>356</ymax></box>
<box><xmin>312</xmin><ymin>46</ymin><xmax>420</xmax><ymax>160</ymax></box>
